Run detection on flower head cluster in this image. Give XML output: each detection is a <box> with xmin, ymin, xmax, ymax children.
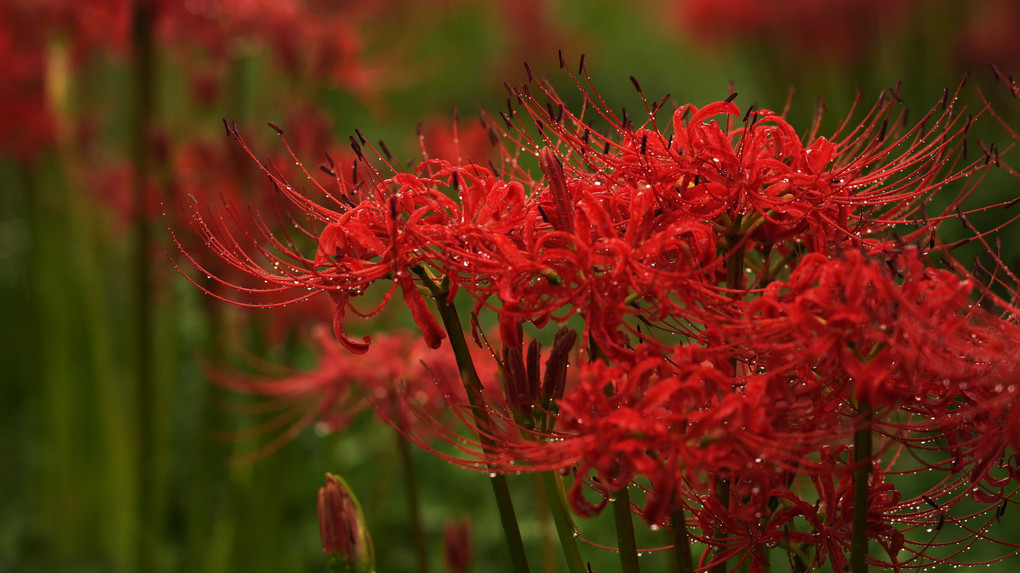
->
<box><xmin>178</xmin><ymin>58</ymin><xmax>1020</xmax><ymax>569</ymax></box>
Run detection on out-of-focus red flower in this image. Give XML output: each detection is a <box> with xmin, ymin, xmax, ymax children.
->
<box><xmin>212</xmin><ymin>324</ymin><xmax>470</xmax><ymax>462</ymax></box>
<box><xmin>420</xmin><ymin>113</ymin><xmax>500</xmax><ymax>166</ymax></box>
<box><xmin>675</xmin><ymin>0</ymin><xmax>918</xmax><ymax>65</ymax></box>
<box><xmin>443</xmin><ymin>516</ymin><xmax>474</xmax><ymax>573</ymax></box>
<box><xmin>0</xmin><ymin>5</ymin><xmax>58</xmax><ymax>163</ymax></box>
<box><xmin>955</xmin><ymin>0</ymin><xmax>1020</xmax><ymax>70</ymax></box>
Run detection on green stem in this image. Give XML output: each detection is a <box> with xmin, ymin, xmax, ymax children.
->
<box><xmin>670</xmin><ymin>509</ymin><xmax>694</xmax><ymax>573</ymax></box>
<box><xmin>415</xmin><ymin>270</ymin><xmax>530</xmax><ymax>573</ymax></box>
<box><xmin>131</xmin><ymin>1</ymin><xmax>156</xmax><ymax>571</ymax></box>
<box><xmin>851</xmin><ymin>404</ymin><xmax>873</xmax><ymax>573</ymax></box>
<box><xmin>612</xmin><ymin>486</ymin><xmax>641</xmax><ymax>573</ymax></box>
<box><xmin>711</xmin><ymin>478</ymin><xmax>731</xmax><ymax>573</ymax></box>
<box><xmin>395</xmin><ymin>431</ymin><xmax>431</xmax><ymax>573</ymax></box>
<box><xmin>489</xmin><ymin>473</ymin><xmax>530</xmax><ymax>573</ymax></box>
<box><xmin>711</xmin><ymin>226</ymin><xmax>744</xmax><ymax>573</ymax></box>
<box><xmin>540</xmin><ymin>472</ymin><xmax>586</xmax><ymax>573</ymax></box>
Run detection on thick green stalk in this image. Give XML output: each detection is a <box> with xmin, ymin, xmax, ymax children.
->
<box><xmin>612</xmin><ymin>486</ymin><xmax>642</xmax><ymax>573</ymax></box>
<box><xmin>670</xmin><ymin>509</ymin><xmax>694</xmax><ymax>573</ymax></box>
<box><xmin>540</xmin><ymin>472</ymin><xmax>586</xmax><ymax>573</ymax></box>
<box><xmin>395</xmin><ymin>431</ymin><xmax>431</xmax><ymax>573</ymax></box>
<box><xmin>131</xmin><ymin>1</ymin><xmax>156</xmax><ymax>571</ymax></box>
<box><xmin>711</xmin><ymin>223</ymin><xmax>744</xmax><ymax>573</ymax></box>
<box><xmin>416</xmin><ymin>270</ymin><xmax>530</xmax><ymax>573</ymax></box>
<box><xmin>851</xmin><ymin>405</ymin><xmax>873</xmax><ymax>573</ymax></box>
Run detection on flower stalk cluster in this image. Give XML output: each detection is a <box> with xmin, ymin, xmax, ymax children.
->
<box><xmin>176</xmin><ymin>57</ymin><xmax>1020</xmax><ymax>571</ymax></box>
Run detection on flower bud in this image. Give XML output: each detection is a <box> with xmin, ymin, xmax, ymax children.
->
<box><xmin>443</xmin><ymin>517</ymin><xmax>474</xmax><ymax>573</ymax></box>
<box><xmin>318</xmin><ymin>473</ymin><xmax>374</xmax><ymax>573</ymax></box>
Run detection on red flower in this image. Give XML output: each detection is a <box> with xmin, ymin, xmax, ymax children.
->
<box><xmin>443</xmin><ymin>516</ymin><xmax>474</xmax><ymax>573</ymax></box>
<box><xmin>212</xmin><ymin>325</ymin><xmax>467</xmax><ymax>463</ymax></box>
<box><xmin>177</xmin><ymin>61</ymin><xmax>1020</xmax><ymax>570</ymax></box>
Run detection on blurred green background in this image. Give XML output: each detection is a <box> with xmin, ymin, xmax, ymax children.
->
<box><xmin>4</xmin><ymin>0</ymin><xmax>1020</xmax><ymax>571</ymax></box>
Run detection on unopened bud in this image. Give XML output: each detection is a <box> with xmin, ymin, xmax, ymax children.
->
<box><xmin>443</xmin><ymin>517</ymin><xmax>474</xmax><ymax>573</ymax></box>
<box><xmin>318</xmin><ymin>473</ymin><xmax>374</xmax><ymax>573</ymax></box>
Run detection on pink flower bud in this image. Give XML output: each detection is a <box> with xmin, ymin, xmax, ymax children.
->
<box><xmin>317</xmin><ymin>473</ymin><xmax>374</xmax><ymax>572</ymax></box>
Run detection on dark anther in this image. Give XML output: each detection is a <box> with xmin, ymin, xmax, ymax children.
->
<box><xmin>355</xmin><ymin>128</ymin><xmax>367</xmax><ymax>145</ymax></box>
<box><xmin>324</xmin><ymin>150</ymin><xmax>336</xmax><ymax>168</ymax></box>
<box><xmin>956</xmin><ymin>206</ymin><xmax>977</xmax><ymax>232</ymax></box>
<box><xmin>888</xmin><ymin>81</ymin><xmax>904</xmax><ymax>103</ymax></box>
<box><xmin>724</xmin><ymin>92</ymin><xmax>738</xmax><ymax>104</ymax></box>
<box><xmin>641</xmin><ymin>133</ymin><xmax>648</xmax><ymax>155</ymax></box>
<box><xmin>922</xmin><ymin>495</ymin><xmax>939</xmax><ymax>509</ymax></box>
<box><xmin>558</xmin><ymin>49</ymin><xmax>566</xmax><ymax>69</ymax></box>
<box><xmin>878</xmin><ymin>119</ymin><xmax>889</xmax><ymax>142</ymax></box>
<box><xmin>630</xmin><ymin>75</ymin><xmax>642</xmax><ymax>93</ymax></box>
<box><xmin>268</xmin><ymin>121</ymin><xmax>284</xmax><ymax>135</ymax></box>
<box><xmin>973</xmin><ymin>256</ymin><xmax>989</xmax><ymax>280</ymax></box>
<box><xmin>1004</xmin><ymin>196</ymin><xmax>1020</xmax><ymax>209</ymax></box>
<box><xmin>524</xmin><ymin>62</ymin><xmax>535</xmax><ymax>82</ymax></box>
<box><xmin>941</xmin><ymin>87</ymin><xmax>950</xmax><ymax>110</ymax></box>
<box><xmin>222</xmin><ymin>118</ymin><xmax>231</xmax><ymax>137</ymax></box>
<box><xmin>578</xmin><ymin>53</ymin><xmax>586</xmax><ymax>74</ymax></box>
<box><xmin>379</xmin><ymin>140</ymin><xmax>394</xmax><ymax>160</ymax></box>
<box><xmin>885</xmin><ymin>258</ymin><xmax>904</xmax><ymax>278</ymax></box>
<box><xmin>320</xmin><ymin>165</ymin><xmax>336</xmax><ymax>177</ymax></box>
<box><xmin>349</xmin><ymin>136</ymin><xmax>363</xmax><ymax>160</ymax></box>
<box><xmin>537</xmin><ymin>204</ymin><xmax>550</xmax><ymax>224</ymax></box>
<box><xmin>651</xmin><ymin>93</ymin><xmax>670</xmax><ymax>116</ymax></box>
<box><xmin>451</xmin><ymin>172</ymin><xmax>460</xmax><ymax>190</ymax></box>
<box><xmin>500</xmin><ymin>111</ymin><xmax>514</xmax><ymax>129</ymax></box>
<box><xmin>742</xmin><ymin>104</ymin><xmax>756</xmax><ymax>124</ymax></box>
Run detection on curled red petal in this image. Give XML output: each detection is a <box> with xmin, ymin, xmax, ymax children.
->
<box><xmin>400</xmin><ymin>275</ymin><xmax>446</xmax><ymax>349</ymax></box>
<box><xmin>332</xmin><ymin>299</ymin><xmax>370</xmax><ymax>354</ymax></box>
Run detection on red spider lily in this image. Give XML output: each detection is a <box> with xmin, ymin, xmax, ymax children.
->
<box><xmin>179</xmin><ymin>65</ymin><xmax>1000</xmax><ymax>360</ymax></box>
<box><xmin>211</xmin><ymin>324</ymin><xmax>469</xmax><ymax>462</ymax></box>
<box><xmin>177</xmin><ymin>59</ymin><xmax>1020</xmax><ymax>570</ymax></box>
<box><xmin>674</xmin><ymin>0</ymin><xmax>918</xmax><ymax>64</ymax></box>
